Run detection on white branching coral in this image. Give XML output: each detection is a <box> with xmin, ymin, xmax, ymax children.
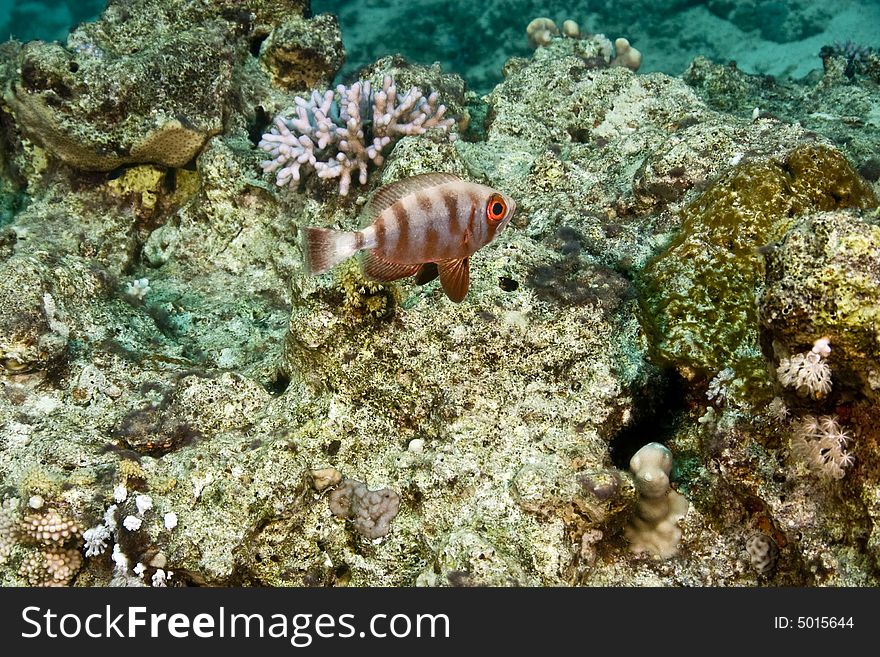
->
<box><xmin>259</xmin><ymin>75</ymin><xmax>455</xmax><ymax>196</ymax></box>
<box><xmin>790</xmin><ymin>415</ymin><xmax>854</xmax><ymax>480</ymax></box>
<box><xmin>777</xmin><ymin>338</ymin><xmax>833</xmax><ymax>399</ymax></box>
<box><xmin>83</xmin><ymin>524</ymin><xmax>111</xmax><ymax>557</ymax></box>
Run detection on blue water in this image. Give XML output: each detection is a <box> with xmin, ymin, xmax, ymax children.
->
<box><xmin>2</xmin><ymin>0</ymin><xmax>879</xmax><ymax>90</ymax></box>
<box><xmin>315</xmin><ymin>0</ymin><xmax>880</xmax><ymax>89</ymax></box>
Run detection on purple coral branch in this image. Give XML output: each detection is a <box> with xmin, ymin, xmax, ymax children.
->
<box><xmin>258</xmin><ymin>75</ymin><xmax>455</xmax><ymax>196</ymax></box>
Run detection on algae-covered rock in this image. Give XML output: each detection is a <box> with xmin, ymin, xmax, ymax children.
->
<box><xmin>0</xmin><ymin>0</ymin><xmax>316</xmax><ymax>172</ymax></box>
<box><xmin>5</xmin><ymin>34</ymin><xmax>233</xmax><ymax>171</ymax></box>
<box><xmin>759</xmin><ymin>209</ymin><xmax>880</xmax><ymax>399</ymax></box>
<box><xmin>0</xmin><ymin>256</ymin><xmax>69</xmax><ymax>374</ymax></box>
<box><xmin>415</xmin><ymin>528</ymin><xmax>537</xmax><ymax>587</ymax></box>
<box><xmin>685</xmin><ymin>55</ymin><xmax>880</xmax><ymax>177</ymax></box>
<box><xmin>640</xmin><ymin>145</ymin><xmax>876</xmax><ymax>403</ymax></box>
<box><xmin>259</xmin><ymin>14</ymin><xmax>345</xmax><ymax>91</ymax></box>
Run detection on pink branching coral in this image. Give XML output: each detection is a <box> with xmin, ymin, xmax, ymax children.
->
<box><xmin>258</xmin><ymin>75</ymin><xmax>455</xmax><ymax>196</ymax></box>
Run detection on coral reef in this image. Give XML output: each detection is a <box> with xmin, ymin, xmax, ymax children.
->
<box><xmin>759</xmin><ymin>210</ymin><xmax>880</xmax><ymax>400</ymax></box>
<box><xmin>1</xmin><ymin>0</ymin><xmax>880</xmax><ymax>590</ymax></box>
<box><xmin>258</xmin><ymin>14</ymin><xmax>345</xmax><ymax>91</ymax></box>
<box><xmin>524</xmin><ymin>16</ymin><xmax>640</xmax><ymax>71</ymax></box>
<box><xmin>640</xmin><ymin>146</ymin><xmax>876</xmax><ymax>405</ymax></box>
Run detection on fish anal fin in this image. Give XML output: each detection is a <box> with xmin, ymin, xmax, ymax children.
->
<box><xmin>364</xmin><ymin>173</ymin><xmax>462</xmax><ymax>223</ymax></box>
<box><xmin>362</xmin><ymin>250</ymin><xmax>420</xmax><ymax>282</ymax></box>
<box><xmin>437</xmin><ymin>258</ymin><xmax>470</xmax><ymax>302</ymax></box>
<box><xmin>414</xmin><ymin>262</ymin><xmax>439</xmax><ymax>285</ymax></box>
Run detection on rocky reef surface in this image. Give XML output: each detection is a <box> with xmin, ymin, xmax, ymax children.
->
<box><xmin>0</xmin><ymin>0</ymin><xmax>878</xmax><ymax>587</ymax></box>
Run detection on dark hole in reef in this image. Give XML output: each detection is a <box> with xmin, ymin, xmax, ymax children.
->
<box><xmin>249</xmin><ymin>106</ymin><xmax>271</xmax><ymax>146</ymax></box>
<box><xmin>325</xmin><ymin>439</ymin><xmax>341</xmax><ymax>456</ymax></box>
<box><xmin>163</xmin><ymin>168</ymin><xmax>177</xmax><ymax>194</ymax></box>
<box><xmin>608</xmin><ymin>369</ymin><xmax>688</xmax><ymax>471</ymax></box>
<box><xmin>566</xmin><ymin>126</ymin><xmax>593</xmax><ymax>143</ymax></box>
<box><xmin>249</xmin><ymin>34</ymin><xmax>267</xmax><ymax>57</ymax></box>
<box><xmin>498</xmin><ymin>276</ymin><xmax>518</xmax><ymax>292</ymax></box>
<box><xmin>68</xmin><ymin>61</ymin><xmax>79</xmax><ymax>73</ymax></box>
<box><xmin>265</xmin><ymin>370</ymin><xmax>290</xmax><ymax>396</ymax></box>
<box><xmin>179</xmin><ymin>155</ymin><xmax>199</xmax><ymax>171</ymax></box>
<box><xmin>106</xmin><ymin>166</ymin><xmax>126</xmax><ymax>181</ymax></box>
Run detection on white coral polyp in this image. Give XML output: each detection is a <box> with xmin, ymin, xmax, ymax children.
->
<box><xmin>83</xmin><ymin>524</ymin><xmax>111</xmax><ymax>557</ymax></box>
<box><xmin>777</xmin><ymin>350</ymin><xmax>832</xmax><ymax>399</ymax></box>
<box><xmin>791</xmin><ymin>415</ymin><xmax>854</xmax><ymax>480</ymax></box>
<box><xmin>122</xmin><ymin>515</ymin><xmax>142</xmax><ymax>531</ymax></box>
<box><xmin>259</xmin><ymin>76</ymin><xmax>455</xmax><ymax>196</ymax></box>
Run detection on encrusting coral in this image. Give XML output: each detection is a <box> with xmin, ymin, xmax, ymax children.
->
<box><xmin>259</xmin><ymin>75</ymin><xmax>455</xmax><ymax>195</ymax></box>
<box><xmin>328</xmin><ymin>478</ymin><xmax>401</xmax><ymax>540</ymax></box>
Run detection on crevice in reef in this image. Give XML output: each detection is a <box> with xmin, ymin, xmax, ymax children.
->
<box><xmin>609</xmin><ymin>370</ymin><xmax>689</xmax><ymax>471</ymax></box>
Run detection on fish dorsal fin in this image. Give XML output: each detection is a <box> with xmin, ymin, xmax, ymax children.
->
<box><xmin>437</xmin><ymin>258</ymin><xmax>470</xmax><ymax>302</ymax></box>
<box><xmin>365</xmin><ymin>173</ymin><xmax>461</xmax><ymax>223</ymax></box>
<box><xmin>361</xmin><ymin>250</ymin><xmax>420</xmax><ymax>282</ymax></box>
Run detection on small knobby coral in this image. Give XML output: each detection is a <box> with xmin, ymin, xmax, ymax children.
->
<box><xmin>259</xmin><ymin>75</ymin><xmax>455</xmax><ymax>196</ymax></box>
<box><xmin>790</xmin><ymin>415</ymin><xmax>854</xmax><ymax>480</ymax></box>
<box><xmin>328</xmin><ymin>478</ymin><xmax>401</xmax><ymax>539</ymax></box>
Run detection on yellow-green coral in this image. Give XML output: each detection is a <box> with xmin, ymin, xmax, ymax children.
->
<box><xmin>19</xmin><ymin>467</ymin><xmax>60</xmax><ymax>499</ymax></box>
<box><xmin>640</xmin><ymin>145</ymin><xmax>876</xmax><ymax>401</ymax></box>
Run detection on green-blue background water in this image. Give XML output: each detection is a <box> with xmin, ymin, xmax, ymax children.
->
<box><xmin>3</xmin><ymin>0</ymin><xmax>878</xmax><ymax>92</ymax></box>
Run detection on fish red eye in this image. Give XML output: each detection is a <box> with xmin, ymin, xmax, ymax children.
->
<box><xmin>487</xmin><ymin>194</ymin><xmax>507</xmax><ymax>222</ymax></box>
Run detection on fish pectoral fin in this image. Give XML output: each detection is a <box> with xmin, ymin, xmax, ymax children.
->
<box><xmin>414</xmin><ymin>262</ymin><xmax>439</xmax><ymax>285</ymax></box>
<box><xmin>361</xmin><ymin>251</ymin><xmax>420</xmax><ymax>282</ymax></box>
<box><xmin>437</xmin><ymin>258</ymin><xmax>470</xmax><ymax>302</ymax></box>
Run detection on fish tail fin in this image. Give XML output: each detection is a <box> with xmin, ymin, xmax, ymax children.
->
<box><xmin>302</xmin><ymin>227</ymin><xmax>362</xmax><ymax>275</ymax></box>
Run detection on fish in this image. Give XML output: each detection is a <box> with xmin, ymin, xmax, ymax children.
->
<box><xmin>301</xmin><ymin>172</ymin><xmax>517</xmax><ymax>302</ymax></box>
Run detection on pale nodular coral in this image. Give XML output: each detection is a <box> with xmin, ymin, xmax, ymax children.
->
<box><xmin>328</xmin><ymin>478</ymin><xmax>401</xmax><ymax>539</ymax></box>
<box><xmin>626</xmin><ymin>443</ymin><xmax>689</xmax><ymax>559</ymax></box>
<box><xmin>259</xmin><ymin>75</ymin><xmax>455</xmax><ymax>196</ymax></box>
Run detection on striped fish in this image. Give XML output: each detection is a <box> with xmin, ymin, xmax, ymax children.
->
<box><xmin>302</xmin><ymin>173</ymin><xmax>517</xmax><ymax>302</ymax></box>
